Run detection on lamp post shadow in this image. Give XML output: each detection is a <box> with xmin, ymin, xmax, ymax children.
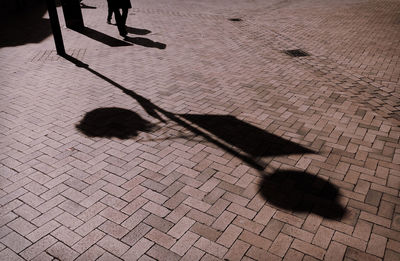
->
<box><xmin>63</xmin><ymin>54</ymin><xmax>346</xmax><ymax>220</ymax></box>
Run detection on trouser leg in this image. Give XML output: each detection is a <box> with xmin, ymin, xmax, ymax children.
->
<box><xmin>107</xmin><ymin>8</ymin><xmax>113</xmax><ymax>21</ymax></box>
<box><xmin>121</xmin><ymin>8</ymin><xmax>128</xmax><ymax>25</ymax></box>
<box><xmin>107</xmin><ymin>2</ymin><xmax>113</xmax><ymax>21</ymax></box>
<box><xmin>113</xmin><ymin>8</ymin><xmax>127</xmax><ymax>36</ymax></box>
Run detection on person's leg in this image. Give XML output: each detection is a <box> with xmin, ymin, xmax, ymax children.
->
<box><xmin>113</xmin><ymin>8</ymin><xmax>127</xmax><ymax>36</ymax></box>
<box><xmin>121</xmin><ymin>8</ymin><xmax>128</xmax><ymax>26</ymax></box>
<box><xmin>107</xmin><ymin>7</ymin><xmax>113</xmax><ymax>23</ymax></box>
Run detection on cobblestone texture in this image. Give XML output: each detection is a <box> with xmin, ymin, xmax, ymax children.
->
<box><xmin>0</xmin><ymin>0</ymin><xmax>399</xmax><ymax>260</ymax></box>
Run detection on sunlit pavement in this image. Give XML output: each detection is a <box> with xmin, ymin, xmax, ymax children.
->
<box><xmin>0</xmin><ymin>0</ymin><xmax>399</xmax><ymax>260</ymax></box>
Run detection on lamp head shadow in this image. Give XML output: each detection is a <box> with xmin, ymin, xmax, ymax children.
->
<box><xmin>259</xmin><ymin>170</ymin><xmax>346</xmax><ymax>219</ymax></box>
<box><xmin>76</xmin><ymin>107</ymin><xmax>155</xmax><ymax>139</ymax></box>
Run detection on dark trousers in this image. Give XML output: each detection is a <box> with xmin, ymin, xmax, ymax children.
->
<box><xmin>107</xmin><ymin>2</ymin><xmax>113</xmax><ymax>21</ymax></box>
<box><xmin>113</xmin><ymin>8</ymin><xmax>128</xmax><ymax>35</ymax></box>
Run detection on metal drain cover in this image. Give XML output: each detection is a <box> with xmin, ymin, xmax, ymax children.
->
<box><xmin>284</xmin><ymin>49</ymin><xmax>310</xmax><ymax>57</ymax></box>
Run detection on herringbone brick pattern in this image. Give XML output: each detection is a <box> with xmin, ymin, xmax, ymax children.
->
<box><xmin>0</xmin><ymin>0</ymin><xmax>399</xmax><ymax>260</ymax></box>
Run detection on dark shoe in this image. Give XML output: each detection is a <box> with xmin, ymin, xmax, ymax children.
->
<box><xmin>107</xmin><ymin>19</ymin><xmax>112</xmax><ymax>24</ymax></box>
<box><xmin>120</xmin><ymin>31</ymin><xmax>127</xmax><ymax>37</ymax></box>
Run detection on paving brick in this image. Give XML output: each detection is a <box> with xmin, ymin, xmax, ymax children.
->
<box><xmin>97</xmin><ymin>252</ymin><xmax>123</xmax><ymax>261</ymax></box>
<box><xmin>55</xmin><ymin>212</ymin><xmax>83</xmax><ymax>230</ymax></box>
<box><xmin>312</xmin><ymin>226</ymin><xmax>334</xmax><ymax>249</ymax></box>
<box><xmin>75</xmin><ymin>245</ymin><xmax>105</xmax><ymax>261</ymax></box>
<box><xmin>345</xmin><ymin>247</ymin><xmax>381</xmax><ymax>261</ymax></box>
<box><xmin>100</xmin><ymin>207</ymin><xmax>129</xmax><ymax>224</ymax></box>
<box><xmin>166</xmin><ymin>204</ymin><xmax>191</xmax><ymax>223</ymax></box>
<box><xmin>246</xmin><ymin>246</ymin><xmax>281</xmax><ymax>261</ymax></box>
<box><xmin>72</xmin><ymin>229</ymin><xmax>105</xmax><ymax>253</ymax></box>
<box><xmin>194</xmin><ymin>237</ymin><xmax>228</xmax><ymax>259</ymax></box>
<box><xmin>261</xmin><ymin>218</ymin><xmax>284</xmax><ymax>240</ymax></box>
<box><xmin>282</xmin><ymin>224</ymin><xmax>314</xmax><ymax>243</ymax></box>
<box><xmin>143</xmin><ymin>214</ymin><xmax>174</xmax><ymax>233</ymax></box>
<box><xmin>76</xmin><ymin>215</ymin><xmax>107</xmax><ymax>236</ymax></box>
<box><xmin>216</xmin><ymin>224</ymin><xmax>242</xmax><ymax>247</ymax></box>
<box><xmin>7</xmin><ymin>217</ymin><xmax>36</xmax><ymax>236</ymax></box>
<box><xmin>227</xmin><ymin>203</ymin><xmax>256</xmax><ymax>219</ymax></box>
<box><xmin>20</xmin><ymin>235</ymin><xmax>57</xmax><ymax>260</ymax></box>
<box><xmin>146</xmin><ymin>228</ymin><xmax>177</xmax><ymax>249</ymax></box>
<box><xmin>239</xmin><ymin>230</ymin><xmax>272</xmax><ymax>250</ymax></box>
<box><xmin>31</xmin><ymin>252</ymin><xmax>54</xmax><ymax>261</ymax></box>
<box><xmin>186</xmin><ymin>208</ymin><xmax>216</xmax><ymax>226</ymax></box>
<box><xmin>46</xmin><ymin>242</ymin><xmax>79</xmax><ymax>261</ymax></box>
<box><xmin>253</xmin><ymin>205</ymin><xmax>276</xmax><ymax>225</ymax></box>
<box><xmin>26</xmin><ymin>220</ymin><xmax>60</xmax><ymax>242</ymax></box>
<box><xmin>121</xmin><ymin>223</ymin><xmax>152</xmax><ymax>246</ymax></box>
<box><xmin>268</xmin><ymin>233</ymin><xmax>293</xmax><ymax>257</ymax></box>
<box><xmin>97</xmin><ymin>235</ymin><xmax>130</xmax><ymax>257</ymax></box>
<box><xmin>1</xmin><ymin>232</ymin><xmax>32</xmax><ymax>253</ymax></box>
<box><xmin>147</xmin><ymin>244</ymin><xmax>181</xmax><ymax>261</ymax></box>
<box><xmin>59</xmin><ymin>199</ymin><xmax>86</xmax><ymax>216</ymax></box>
<box><xmin>190</xmin><ymin>222</ymin><xmax>222</xmax><ymax>242</ymax></box>
<box><xmin>366</xmin><ymin>233</ymin><xmax>387</xmax><ymax>258</ymax></box>
<box><xmin>168</xmin><ymin>216</ymin><xmax>195</xmax><ymax>238</ymax></box>
<box><xmin>51</xmin><ymin>226</ymin><xmax>82</xmax><ymax>246</ymax></box>
<box><xmin>170</xmin><ymin>231</ymin><xmax>200</xmax><ymax>256</ymax></box>
<box><xmin>163</xmin><ymin>192</ymin><xmax>188</xmax><ymax>210</ymax></box>
<box><xmin>122</xmin><ymin>238</ymin><xmax>154</xmax><ymax>260</ymax></box>
<box><xmin>184</xmin><ymin>197</ymin><xmax>212</xmax><ymax>214</ymax></box>
<box><xmin>360</xmin><ymin>211</ymin><xmax>392</xmax><ymax>228</ymax></box>
<box><xmin>223</xmin><ymin>240</ymin><xmax>250</xmax><ymax>261</ymax></box>
<box><xmin>274</xmin><ymin>211</ymin><xmax>304</xmax><ymax>228</ymax></box>
<box><xmin>283</xmin><ymin>248</ymin><xmax>304</xmax><ymax>261</ymax></box>
<box><xmin>332</xmin><ymin>231</ymin><xmax>367</xmax><ymax>251</ymax></box>
<box><xmin>0</xmin><ymin>248</ymin><xmax>25</xmax><ymax>261</ymax></box>
<box><xmin>211</xmin><ymin>210</ymin><xmax>236</xmax><ymax>231</ymax></box>
<box><xmin>99</xmin><ymin>220</ymin><xmax>129</xmax><ymax>239</ymax></box>
<box><xmin>78</xmin><ymin>202</ymin><xmax>107</xmax><ymax>222</ymax></box>
<box><xmin>180</xmin><ymin>247</ymin><xmax>205</xmax><ymax>261</ymax></box>
<box><xmin>291</xmin><ymin>239</ymin><xmax>325</xmax><ymax>260</ymax></box>
<box><xmin>142</xmin><ymin>201</ymin><xmax>170</xmax><ymax>218</ymax></box>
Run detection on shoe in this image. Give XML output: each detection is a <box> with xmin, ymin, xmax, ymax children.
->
<box><xmin>107</xmin><ymin>19</ymin><xmax>111</xmax><ymax>24</ymax></box>
<box><xmin>120</xmin><ymin>31</ymin><xmax>127</xmax><ymax>37</ymax></box>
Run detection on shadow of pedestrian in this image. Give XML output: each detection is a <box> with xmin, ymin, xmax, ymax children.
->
<box><xmin>126</xmin><ymin>26</ymin><xmax>151</xmax><ymax>35</ymax></box>
<box><xmin>73</xmin><ymin>27</ymin><xmax>132</xmax><ymax>47</ymax></box>
<box><xmin>259</xmin><ymin>170</ymin><xmax>346</xmax><ymax>219</ymax></box>
<box><xmin>76</xmin><ymin>107</ymin><xmax>155</xmax><ymax>139</ymax></box>
<box><xmin>123</xmin><ymin>36</ymin><xmax>166</xmax><ymax>49</ymax></box>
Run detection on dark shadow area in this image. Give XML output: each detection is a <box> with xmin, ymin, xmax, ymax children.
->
<box><xmin>62</xmin><ymin>54</ymin><xmax>311</xmax><ymax>171</ymax></box>
<box><xmin>181</xmin><ymin>114</ymin><xmax>313</xmax><ymax>157</ymax></box>
<box><xmin>123</xmin><ymin>36</ymin><xmax>166</xmax><ymax>49</ymax></box>
<box><xmin>62</xmin><ymin>55</ymin><xmax>345</xmax><ymax>219</ymax></box>
<box><xmin>80</xmin><ymin>3</ymin><xmax>96</xmax><ymax>9</ymax></box>
<box><xmin>0</xmin><ymin>0</ymin><xmax>52</xmax><ymax>48</ymax></box>
<box><xmin>126</xmin><ymin>26</ymin><xmax>151</xmax><ymax>35</ymax></box>
<box><xmin>76</xmin><ymin>107</ymin><xmax>155</xmax><ymax>139</ymax></box>
<box><xmin>260</xmin><ymin>170</ymin><xmax>346</xmax><ymax>219</ymax></box>
<box><xmin>73</xmin><ymin>27</ymin><xmax>132</xmax><ymax>47</ymax></box>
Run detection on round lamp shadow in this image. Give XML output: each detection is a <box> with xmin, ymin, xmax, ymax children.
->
<box><xmin>76</xmin><ymin>107</ymin><xmax>155</xmax><ymax>139</ymax></box>
<box><xmin>259</xmin><ymin>170</ymin><xmax>346</xmax><ymax>219</ymax></box>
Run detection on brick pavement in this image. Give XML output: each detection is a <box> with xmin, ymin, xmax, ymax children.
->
<box><xmin>0</xmin><ymin>0</ymin><xmax>399</xmax><ymax>260</ymax></box>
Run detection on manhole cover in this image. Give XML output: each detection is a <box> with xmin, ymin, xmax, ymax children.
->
<box><xmin>284</xmin><ymin>49</ymin><xmax>310</xmax><ymax>57</ymax></box>
<box><xmin>229</xmin><ymin>18</ymin><xmax>242</xmax><ymax>22</ymax></box>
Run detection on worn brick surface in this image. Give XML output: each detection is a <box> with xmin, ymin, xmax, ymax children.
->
<box><xmin>1</xmin><ymin>0</ymin><xmax>399</xmax><ymax>260</ymax></box>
